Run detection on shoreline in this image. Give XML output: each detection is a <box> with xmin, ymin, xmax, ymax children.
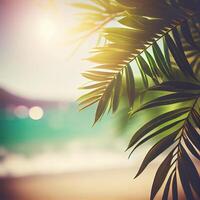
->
<box><xmin>0</xmin><ymin>167</ymin><xmax>153</xmax><ymax>200</ymax></box>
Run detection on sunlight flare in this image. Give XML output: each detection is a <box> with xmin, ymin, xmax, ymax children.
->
<box><xmin>37</xmin><ymin>16</ymin><xmax>57</xmax><ymax>41</ymax></box>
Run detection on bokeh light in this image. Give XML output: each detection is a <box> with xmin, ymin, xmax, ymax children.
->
<box><xmin>29</xmin><ymin>106</ymin><xmax>44</xmax><ymax>120</ymax></box>
<box><xmin>14</xmin><ymin>105</ymin><xmax>29</xmax><ymax>119</ymax></box>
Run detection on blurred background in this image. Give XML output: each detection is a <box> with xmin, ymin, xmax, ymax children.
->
<box><xmin>0</xmin><ymin>1</ymin><xmax>160</xmax><ymax>199</ymax></box>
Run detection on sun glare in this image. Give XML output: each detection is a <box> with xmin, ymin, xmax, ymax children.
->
<box><xmin>37</xmin><ymin>16</ymin><xmax>57</xmax><ymax>41</ymax></box>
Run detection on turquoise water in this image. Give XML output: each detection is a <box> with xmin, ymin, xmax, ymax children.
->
<box><xmin>0</xmin><ymin>98</ymin><xmax>170</xmax><ymax>155</ymax></box>
<box><xmin>0</xmin><ymin>103</ymin><xmax>114</xmax><ymax>154</ymax></box>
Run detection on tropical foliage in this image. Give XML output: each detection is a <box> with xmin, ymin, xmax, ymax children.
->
<box><xmin>72</xmin><ymin>0</ymin><xmax>200</xmax><ymax>199</ymax></box>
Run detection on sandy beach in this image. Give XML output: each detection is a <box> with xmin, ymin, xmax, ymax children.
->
<box><xmin>0</xmin><ymin>167</ymin><xmax>157</xmax><ymax>200</ymax></box>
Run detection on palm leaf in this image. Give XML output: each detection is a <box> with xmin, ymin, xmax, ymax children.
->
<box><xmin>73</xmin><ymin>1</ymin><xmax>200</xmax><ymax>199</ymax></box>
<box><xmin>150</xmin><ymin>151</ymin><xmax>174</xmax><ymax>200</ymax></box>
<box><xmin>76</xmin><ymin>0</ymin><xmax>199</xmax><ymax>121</ymax></box>
<box><xmin>128</xmin><ymin>88</ymin><xmax>199</xmax><ymax>199</ymax></box>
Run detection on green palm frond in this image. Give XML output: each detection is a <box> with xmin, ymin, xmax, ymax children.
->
<box><xmin>75</xmin><ymin>0</ymin><xmax>200</xmax><ymax>123</ymax></box>
<box><xmin>72</xmin><ymin>0</ymin><xmax>200</xmax><ymax>199</ymax></box>
<box><xmin>182</xmin><ymin>20</ymin><xmax>200</xmax><ymax>74</ymax></box>
<box><xmin>127</xmin><ymin>81</ymin><xmax>200</xmax><ymax>199</ymax></box>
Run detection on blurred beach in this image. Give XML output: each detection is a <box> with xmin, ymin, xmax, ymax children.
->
<box><xmin>0</xmin><ymin>167</ymin><xmax>155</xmax><ymax>200</ymax></box>
<box><xmin>0</xmin><ymin>1</ymin><xmax>189</xmax><ymax>199</ymax></box>
<box><xmin>0</xmin><ymin>87</ymin><xmax>153</xmax><ymax>200</ymax></box>
<box><xmin>0</xmin><ymin>86</ymin><xmax>170</xmax><ymax>200</ymax></box>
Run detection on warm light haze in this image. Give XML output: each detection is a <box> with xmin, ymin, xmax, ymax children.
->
<box><xmin>0</xmin><ymin>0</ymin><xmax>91</xmax><ymax>101</ymax></box>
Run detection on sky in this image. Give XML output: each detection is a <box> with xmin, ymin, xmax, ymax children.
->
<box><xmin>0</xmin><ymin>0</ymin><xmax>93</xmax><ymax>101</ymax></box>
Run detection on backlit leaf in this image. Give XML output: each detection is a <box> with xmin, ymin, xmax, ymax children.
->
<box><xmin>125</xmin><ymin>64</ymin><xmax>136</xmax><ymax>106</ymax></box>
<box><xmin>172</xmin><ymin>172</ymin><xmax>178</xmax><ymax>200</ymax></box>
<box><xmin>127</xmin><ymin>107</ymin><xmax>190</xmax><ymax>150</ymax></box>
<box><xmin>112</xmin><ymin>73</ymin><xmax>122</xmax><ymax>112</ymax></box>
<box><xmin>134</xmin><ymin>131</ymin><xmax>178</xmax><ymax>178</ymax></box>
<box><xmin>162</xmin><ymin>171</ymin><xmax>173</xmax><ymax>200</ymax></box>
<box><xmin>150</xmin><ymin>151</ymin><xmax>173</xmax><ymax>200</ymax></box>
<box><xmin>150</xmin><ymin>81</ymin><xmax>200</xmax><ymax>92</ymax></box>
<box><xmin>94</xmin><ymin>80</ymin><xmax>115</xmax><ymax>124</ymax></box>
